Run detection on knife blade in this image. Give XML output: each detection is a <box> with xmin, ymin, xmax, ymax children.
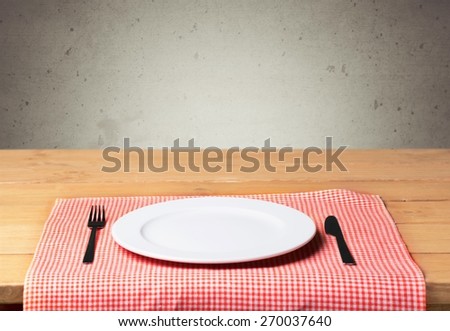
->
<box><xmin>324</xmin><ymin>215</ymin><xmax>356</xmax><ymax>265</ymax></box>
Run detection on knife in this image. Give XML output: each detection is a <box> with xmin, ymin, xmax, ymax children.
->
<box><xmin>324</xmin><ymin>215</ymin><xmax>356</xmax><ymax>265</ymax></box>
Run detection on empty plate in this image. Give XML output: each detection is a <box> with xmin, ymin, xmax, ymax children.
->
<box><xmin>111</xmin><ymin>197</ymin><xmax>316</xmax><ymax>264</ymax></box>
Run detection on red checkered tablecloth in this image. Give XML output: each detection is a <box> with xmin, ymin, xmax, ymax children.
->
<box><xmin>24</xmin><ymin>189</ymin><xmax>426</xmax><ymax>310</ymax></box>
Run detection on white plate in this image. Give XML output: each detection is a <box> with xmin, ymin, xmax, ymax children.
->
<box><xmin>111</xmin><ymin>197</ymin><xmax>316</xmax><ymax>264</ymax></box>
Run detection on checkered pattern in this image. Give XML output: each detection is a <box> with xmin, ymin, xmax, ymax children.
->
<box><xmin>23</xmin><ymin>189</ymin><xmax>426</xmax><ymax>310</ymax></box>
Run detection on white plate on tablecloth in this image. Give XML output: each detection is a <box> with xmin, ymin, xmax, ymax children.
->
<box><xmin>111</xmin><ymin>197</ymin><xmax>316</xmax><ymax>264</ymax></box>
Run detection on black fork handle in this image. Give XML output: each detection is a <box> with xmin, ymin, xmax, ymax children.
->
<box><xmin>83</xmin><ymin>227</ymin><xmax>98</xmax><ymax>263</ymax></box>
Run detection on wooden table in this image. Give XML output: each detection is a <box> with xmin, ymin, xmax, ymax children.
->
<box><xmin>0</xmin><ymin>149</ymin><xmax>449</xmax><ymax>310</ymax></box>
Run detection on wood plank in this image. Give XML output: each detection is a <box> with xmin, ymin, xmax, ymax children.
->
<box><xmin>413</xmin><ymin>254</ymin><xmax>450</xmax><ymax>306</ymax></box>
<box><xmin>1</xmin><ymin>253</ymin><xmax>448</xmax><ymax>306</ymax></box>
<box><xmin>386</xmin><ymin>201</ymin><xmax>450</xmax><ymax>224</ymax></box>
<box><xmin>0</xmin><ymin>223</ymin><xmax>42</xmax><ymax>254</ymax></box>
<box><xmin>0</xmin><ymin>255</ymin><xmax>32</xmax><ymax>304</ymax></box>
<box><xmin>1</xmin><ymin>150</ymin><xmax>450</xmax><ymax>184</ymax></box>
<box><xmin>1</xmin><ymin>181</ymin><xmax>450</xmax><ymax>203</ymax></box>
<box><xmin>397</xmin><ymin>224</ymin><xmax>450</xmax><ymax>254</ymax></box>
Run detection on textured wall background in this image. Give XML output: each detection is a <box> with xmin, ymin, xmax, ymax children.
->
<box><xmin>1</xmin><ymin>0</ymin><xmax>449</xmax><ymax>149</ymax></box>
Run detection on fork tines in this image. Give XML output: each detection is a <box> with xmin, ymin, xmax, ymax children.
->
<box><xmin>82</xmin><ymin>205</ymin><xmax>106</xmax><ymax>263</ymax></box>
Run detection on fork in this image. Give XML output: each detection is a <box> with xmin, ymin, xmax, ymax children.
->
<box><xmin>83</xmin><ymin>206</ymin><xmax>106</xmax><ymax>263</ymax></box>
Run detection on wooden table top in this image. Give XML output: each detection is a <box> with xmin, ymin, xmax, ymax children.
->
<box><xmin>0</xmin><ymin>149</ymin><xmax>449</xmax><ymax>310</ymax></box>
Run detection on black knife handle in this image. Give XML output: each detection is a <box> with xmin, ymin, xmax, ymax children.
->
<box><xmin>335</xmin><ymin>233</ymin><xmax>356</xmax><ymax>265</ymax></box>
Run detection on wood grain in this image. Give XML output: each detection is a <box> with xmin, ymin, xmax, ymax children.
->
<box><xmin>0</xmin><ymin>149</ymin><xmax>449</xmax><ymax>309</ymax></box>
<box><xmin>0</xmin><ymin>255</ymin><xmax>32</xmax><ymax>304</ymax></box>
<box><xmin>1</xmin><ymin>149</ymin><xmax>449</xmax><ymax>183</ymax></box>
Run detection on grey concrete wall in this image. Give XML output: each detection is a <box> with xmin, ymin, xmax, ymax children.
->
<box><xmin>1</xmin><ymin>0</ymin><xmax>449</xmax><ymax>149</ymax></box>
